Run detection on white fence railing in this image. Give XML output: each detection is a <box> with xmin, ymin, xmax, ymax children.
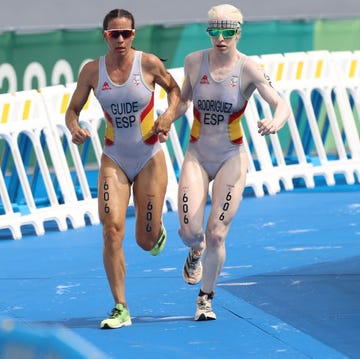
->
<box><xmin>1</xmin><ymin>50</ymin><xmax>359</xmax><ymax>239</ymax></box>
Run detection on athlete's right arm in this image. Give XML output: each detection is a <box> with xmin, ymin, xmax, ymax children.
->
<box><xmin>65</xmin><ymin>60</ymin><xmax>97</xmax><ymax>144</ymax></box>
<box><xmin>174</xmin><ymin>52</ymin><xmax>201</xmax><ymax>119</ymax></box>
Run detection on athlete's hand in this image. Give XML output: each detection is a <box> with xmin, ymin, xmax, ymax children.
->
<box><xmin>157</xmin><ymin>131</ymin><xmax>169</xmax><ymax>143</ymax></box>
<box><xmin>257</xmin><ymin>119</ymin><xmax>277</xmax><ymax>136</ymax></box>
<box><xmin>70</xmin><ymin>126</ymin><xmax>91</xmax><ymax>145</ymax></box>
<box><xmin>153</xmin><ymin>112</ymin><xmax>172</xmax><ymax>142</ymax></box>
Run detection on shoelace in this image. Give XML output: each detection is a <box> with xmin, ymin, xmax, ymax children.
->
<box><xmin>198</xmin><ymin>297</ymin><xmax>211</xmax><ymax>310</ymax></box>
<box><xmin>188</xmin><ymin>253</ymin><xmax>200</xmax><ymax>270</ymax></box>
<box><xmin>110</xmin><ymin>307</ymin><xmax>122</xmax><ymax>318</ymax></box>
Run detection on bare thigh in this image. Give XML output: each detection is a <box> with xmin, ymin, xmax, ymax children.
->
<box><xmin>177</xmin><ymin>151</ymin><xmax>209</xmax><ymax>242</ymax></box>
<box><xmin>133</xmin><ymin>150</ymin><xmax>168</xmax><ymax>250</ymax></box>
<box><xmin>206</xmin><ymin>152</ymin><xmax>248</xmax><ymax>245</ymax></box>
<box><xmin>98</xmin><ymin>154</ymin><xmax>131</xmax><ymax>247</ymax></box>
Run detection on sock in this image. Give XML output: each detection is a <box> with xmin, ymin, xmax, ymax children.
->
<box><xmin>199</xmin><ymin>289</ymin><xmax>214</xmax><ymax>299</ymax></box>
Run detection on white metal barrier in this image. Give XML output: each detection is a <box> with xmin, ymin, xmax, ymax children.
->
<box><xmin>0</xmin><ymin>89</ymin><xmax>90</xmax><ymax>238</ymax></box>
<box><xmin>0</xmin><ymin>51</ymin><xmax>359</xmax><ymax>239</ymax></box>
<box><xmin>244</xmin><ymin>50</ymin><xmax>360</xmax><ymax>192</ymax></box>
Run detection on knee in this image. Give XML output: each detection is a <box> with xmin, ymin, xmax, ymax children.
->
<box><xmin>136</xmin><ymin>226</ymin><xmax>159</xmax><ymax>251</ymax></box>
<box><xmin>178</xmin><ymin>227</ymin><xmax>205</xmax><ymax>250</ymax></box>
<box><xmin>205</xmin><ymin>227</ymin><xmax>225</xmax><ymax>249</ymax></box>
<box><xmin>103</xmin><ymin>223</ymin><xmax>124</xmax><ymax>251</ymax></box>
<box><xmin>136</xmin><ymin>236</ymin><xmax>153</xmax><ymax>251</ymax></box>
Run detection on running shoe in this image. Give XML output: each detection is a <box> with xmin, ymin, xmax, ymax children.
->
<box><xmin>150</xmin><ymin>224</ymin><xmax>167</xmax><ymax>256</ymax></box>
<box><xmin>100</xmin><ymin>303</ymin><xmax>132</xmax><ymax>329</ymax></box>
<box><xmin>194</xmin><ymin>293</ymin><xmax>216</xmax><ymax>321</ymax></box>
<box><xmin>183</xmin><ymin>248</ymin><xmax>203</xmax><ymax>284</ymax></box>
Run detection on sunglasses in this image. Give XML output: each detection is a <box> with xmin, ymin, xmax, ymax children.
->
<box><xmin>104</xmin><ymin>29</ymin><xmax>135</xmax><ymax>39</ymax></box>
<box><xmin>207</xmin><ymin>28</ymin><xmax>238</xmax><ymax>39</ymax></box>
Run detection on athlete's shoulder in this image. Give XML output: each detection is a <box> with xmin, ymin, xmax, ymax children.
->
<box><xmin>81</xmin><ymin>58</ymin><xmax>99</xmax><ymax>73</ymax></box>
<box><xmin>185</xmin><ymin>49</ymin><xmax>206</xmax><ymax>63</ymax></box>
<box><xmin>243</xmin><ymin>55</ymin><xmax>263</xmax><ymax>72</ymax></box>
<box><xmin>141</xmin><ymin>51</ymin><xmax>167</xmax><ymax>73</ymax></box>
<box><xmin>141</xmin><ymin>51</ymin><xmax>163</xmax><ymax>64</ymax></box>
<box><xmin>77</xmin><ymin>58</ymin><xmax>99</xmax><ymax>86</ymax></box>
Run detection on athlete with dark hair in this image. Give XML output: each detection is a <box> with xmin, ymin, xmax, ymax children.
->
<box><xmin>66</xmin><ymin>8</ymin><xmax>180</xmax><ymax>329</ymax></box>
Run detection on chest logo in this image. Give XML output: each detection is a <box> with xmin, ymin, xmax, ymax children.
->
<box><xmin>101</xmin><ymin>81</ymin><xmax>112</xmax><ymax>91</ymax></box>
<box><xmin>133</xmin><ymin>74</ymin><xmax>141</xmax><ymax>86</ymax></box>
<box><xmin>200</xmin><ymin>74</ymin><xmax>210</xmax><ymax>84</ymax></box>
<box><xmin>230</xmin><ymin>76</ymin><xmax>239</xmax><ymax>88</ymax></box>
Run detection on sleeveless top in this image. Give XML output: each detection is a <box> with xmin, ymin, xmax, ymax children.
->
<box><xmin>188</xmin><ymin>49</ymin><xmax>249</xmax><ymax>179</ymax></box>
<box><xmin>95</xmin><ymin>51</ymin><xmax>162</xmax><ymax>182</ymax></box>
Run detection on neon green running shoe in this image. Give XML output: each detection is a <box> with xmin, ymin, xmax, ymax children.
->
<box><xmin>150</xmin><ymin>224</ymin><xmax>167</xmax><ymax>256</ymax></box>
<box><xmin>100</xmin><ymin>303</ymin><xmax>132</xmax><ymax>329</ymax></box>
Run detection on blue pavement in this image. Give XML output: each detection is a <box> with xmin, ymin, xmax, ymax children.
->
<box><xmin>0</xmin><ymin>183</ymin><xmax>359</xmax><ymax>358</ymax></box>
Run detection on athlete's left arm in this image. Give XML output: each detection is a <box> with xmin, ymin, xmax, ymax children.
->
<box><xmin>143</xmin><ymin>53</ymin><xmax>181</xmax><ymax>141</ymax></box>
<box><xmin>243</xmin><ymin>59</ymin><xmax>291</xmax><ymax>136</ymax></box>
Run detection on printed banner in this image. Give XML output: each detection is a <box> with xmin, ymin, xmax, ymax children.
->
<box><xmin>1</xmin><ymin>19</ymin><xmax>359</xmax><ymax>93</ymax></box>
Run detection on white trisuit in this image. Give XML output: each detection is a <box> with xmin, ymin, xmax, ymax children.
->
<box><xmin>95</xmin><ymin>51</ymin><xmax>162</xmax><ymax>182</ymax></box>
<box><xmin>178</xmin><ymin>49</ymin><xmax>251</xmax><ymax>294</ymax></box>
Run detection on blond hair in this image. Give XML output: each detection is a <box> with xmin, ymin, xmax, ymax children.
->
<box><xmin>208</xmin><ymin>4</ymin><xmax>243</xmax><ymax>24</ymax></box>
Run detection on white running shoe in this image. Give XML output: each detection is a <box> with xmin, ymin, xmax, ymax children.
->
<box><xmin>194</xmin><ymin>293</ymin><xmax>216</xmax><ymax>321</ymax></box>
<box><xmin>183</xmin><ymin>248</ymin><xmax>203</xmax><ymax>285</ymax></box>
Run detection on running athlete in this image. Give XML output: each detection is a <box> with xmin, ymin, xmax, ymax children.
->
<box><xmin>175</xmin><ymin>4</ymin><xmax>290</xmax><ymax>321</ymax></box>
<box><xmin>65</xmin><ymin>8</ymin><xmax>180</xmax><ymax>329</ymax></box>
